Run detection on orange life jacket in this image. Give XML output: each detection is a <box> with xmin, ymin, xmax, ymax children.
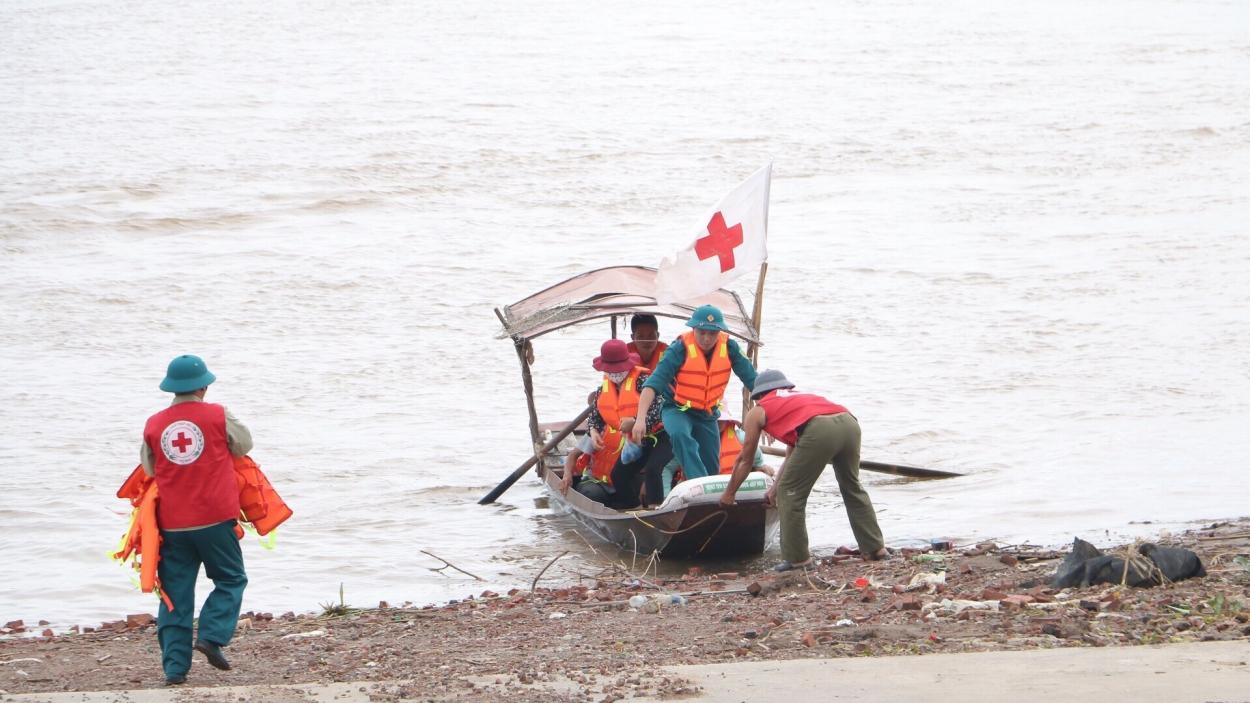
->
<box><xmin>113</xmin><ymin>475</ymin><xmax>171</xmax><ymax>610</ymax></box>
<box><xmin>114</xmin><ymin>455</ymin><xmax>292</xmax><ymax>606</ymax></box>
<box><xmin>587</xmin><ymin>366</ymin><xmax>645</xmax><ymax>483</ymax></box>
<box><xmin>672</xmin><ymin>331</ymin><xmax>732</xmax><ymax>412</ymax></box>
<box><xmin>718</xmin><ymin>423</ymin><xmax>744</xmax><ymax>474</ymax></box>
<box><xmin>233</xmin><ymin>455</ymin><xmax>294</xmax><ymax>536</ymax></box>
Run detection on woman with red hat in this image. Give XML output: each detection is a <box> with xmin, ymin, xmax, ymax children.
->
<box><xmin>560</xmin><ymin>339</ymin><xmax>668</xmax><ymax>508</ymax></box>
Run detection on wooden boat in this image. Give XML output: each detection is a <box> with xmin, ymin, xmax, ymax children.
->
<box><xmin>496</xmin><ymin>265</ymin><xmax>778</xmax><ymax>558</ymax></box>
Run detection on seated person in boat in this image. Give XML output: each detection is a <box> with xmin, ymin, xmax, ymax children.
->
<box><xmin>626</xmin><ymin>314</ymin><xmax>668</xmax><ymax>373</ymax></box>
<box><xmin>631</xmin><ymin>304</ymin><xmax>757</xmax><ymax>485</ymax></box>
<box><xmin>715</xmin><ymin>411</ymin><xmax>771</xmax><ymax>477</ymax></box>
<box><xmin>559</xmin><ymin>339</ymin><xmax>665</xmax><ymax>508</ymax></box>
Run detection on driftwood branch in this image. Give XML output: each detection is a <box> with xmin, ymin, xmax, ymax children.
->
<box><xmin>420</xmin><ymin>550</ymin><xmax>485</xmax><ymax>581</ymax></box>
<box><xmin>531</xmin><ymin>551</ymin><xmax>570</xmax><ymax>592</ymax></box>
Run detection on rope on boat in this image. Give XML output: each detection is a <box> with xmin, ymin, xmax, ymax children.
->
<box><xmin>629</xmin><ymin>510</ymin><xmax>729</xmax><ymax>554</ymax></box>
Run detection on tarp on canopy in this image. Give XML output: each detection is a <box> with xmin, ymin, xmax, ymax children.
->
<box><xmin>498</xmin><ymin>266</ymin><xmax>760</xmax><ymax>343</ymax></box>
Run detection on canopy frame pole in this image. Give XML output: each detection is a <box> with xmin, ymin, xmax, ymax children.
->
<box><xmin>742</xmin><ymin>262</ymin><xmax>769</xmax><ymax>418</ymax></box>
<box><xmin>497</xmin><ymin>308</ymin><xmax>542</xmax><ymax>449</ymax></box>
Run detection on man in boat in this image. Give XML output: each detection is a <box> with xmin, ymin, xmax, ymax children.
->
<box><xmin>625</xmin><ymin>314</ymin><xmax>668</xmax><ymax>373</ymax></box>
<box><xmin>656</xmin><ymin>410</ymin><xmax>769</xmax><ymax>501</ymax></box>
<box><xmin>140</xmin><ymin>355</ymin><xmax>251</xmax><ymax>685</ymax></box>
<box><xmin>631</xmin><ymin>304</ymin><xmax>757</xmax><ymax>484</ymax></box>
<box><xmin>560</xmin><ymin>339</ymin><xmax>665</xmax><ymax>507</ymax></box>
<box><xmin>719</xmin><ymin>369</ymin><xmax>887</xmax><ymax>571</ymax></box>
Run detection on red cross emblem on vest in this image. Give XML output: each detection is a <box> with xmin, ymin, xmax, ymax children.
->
<box><xmin>171</xmin><ymin>431</ymin><xmax>194</xmax><ymax>453</ymax></box>
<box><xmin>694</xmin><ymin>212</ymin><xmax>743</xmax><ymax>273</ymax></box>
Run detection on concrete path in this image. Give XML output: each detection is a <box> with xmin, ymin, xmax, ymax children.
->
<box><xmin>4</xmin><ymin>640</ymin><xmax>1248</xmax><ymax>703</ymax></box>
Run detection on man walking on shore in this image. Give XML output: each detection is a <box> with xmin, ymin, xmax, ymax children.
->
<box><xmin>720</xmin><ymin>369</ymin><xmax>886</xmax><ymax>571</ymax></box>
<box><xmin>141</xmin><ymin>354</ymin><xmax>252</xmax><ymax>685</ymax></box>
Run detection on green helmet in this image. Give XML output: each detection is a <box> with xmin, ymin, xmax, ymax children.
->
<box><xmin>685</xmin><ymin>304</ymin><xmax>728</xmax><ymax>332</ymax></box>
<box><xmin>159</xmin><ymin>355</ymin><xmax>217</xmax><ymax>393</ymax></box>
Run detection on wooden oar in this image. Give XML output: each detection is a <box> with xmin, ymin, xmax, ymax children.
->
<box><xmin>479</xmin><ymin>406</ymin><xmax>593</xmax><ymax>505</ymax></box>
<box><xmin>759</xmin><ymin>445</ymin><xmax>963</xmax><ymax>479</ymax></box>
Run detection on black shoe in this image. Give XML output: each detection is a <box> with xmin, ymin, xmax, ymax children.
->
<box><xmin>194</xmin><ymin>640</ymin><xmax>231</xmax><ymax>670</ymax></box>
<box><xmin>773</xmin><ymin>559</ymin><xmax>812</xmax><ymax>572</ymax></box>
<box><xmin>165</xmin><ymin>674</ymin><xmax>187</xmax><ymax>686</ymax></box>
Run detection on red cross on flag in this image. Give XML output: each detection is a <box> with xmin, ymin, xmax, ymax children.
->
<box><xmin>655</xmin><ymin>164</ymin><xmax>771</xmax><ymax>304</ymax></box>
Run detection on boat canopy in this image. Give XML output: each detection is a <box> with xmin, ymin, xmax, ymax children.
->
<box><xmin>498</xmin><ymin>266</ymin><xmax>760</xmax><ymax>343</ymax></box>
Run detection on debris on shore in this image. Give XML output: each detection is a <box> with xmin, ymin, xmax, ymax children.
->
<box><xmin>2</xmin><ymin>519</ymin><xmax>1247</xmax><ymax>701</ymax></box>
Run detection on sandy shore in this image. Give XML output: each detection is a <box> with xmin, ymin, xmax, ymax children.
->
<box><xmin>2</xmin><ymin>519</ymin><xmax>1247</xmax><ymax>702</ymax></box>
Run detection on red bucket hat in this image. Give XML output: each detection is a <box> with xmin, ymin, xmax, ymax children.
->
<box><xmin>592</xmin><ymin>339</ymin><xmax>641</xmax><ymax>373</ymax></box>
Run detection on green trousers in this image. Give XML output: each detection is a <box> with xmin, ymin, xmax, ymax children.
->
<box><xmin>156</xmin><ymin>520</ymin><xmax>247</xmax><ymax>678</ymax></box>
<box><xmin>777</xmin><ymin>413</ymin><xmax>884</xmax><ymax>563</ymax></box>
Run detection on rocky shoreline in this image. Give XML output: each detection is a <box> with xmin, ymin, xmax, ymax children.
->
<box><xmin>2</xmin><ymin>518</ymin><xmax>1248</xmax><ymax>702</ymax></box>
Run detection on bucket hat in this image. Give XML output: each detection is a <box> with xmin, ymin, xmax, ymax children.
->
<box><xmin>593</xmin><ymin>339</ymin><xmax>641</xmax><ymax>373</ymax></box>
<box><xmin>160</xmin><ymin>354</ymin><xmax>217</xmax><ymax>393</ymax></box>
<box><xmin>750</xmin><ymin>369</ymin><xmax>795</xmax><ymax>400</ymax></box>
<box><xmin>685</xmin><ymin>304</ymin><xmax>728</xmax><ymax>332</ymax></box>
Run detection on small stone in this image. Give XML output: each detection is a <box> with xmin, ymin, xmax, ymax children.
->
<box><xmin>4</xmin><ymin>620</ymin><xmax>24</xmax><ymax>632</ymax></box>
<box><xmin>890</xmin><ymin>595</ymin><xmax>922</xmax><ymax>611</ymax></box>
<box><xmin>747</xmin><ymin>582</ymin><xmax>763</xmax><ymax>597</ymax></box>
<box><xmin>379</xmin><ymin>601</ymin><xmax>390</xmax><ymax>609</ymax></box>
<box><xmin>999</xmin><ymin>555</ymin><xmax>1019</xmax><ymax>567</ymax></box>
<box><xmin>38</xmin><ymin>620</ymin><xmax>49</xmax><ymax>626</ymax></box>
<box><xmin>1079</xmin><ymin>600</ymin><xmax>1102</xmax><ymax>612</ymax></box>
<box><xmin>742</xmin><ymin>629</ymin><xmax>759</xmax><ymax>639</ymax></box>
<box><xmin>800</xmin><ymin>632</ymin><xmax>818</xmax><ymax>647</ymax></box>
<box><xmin>980</xmin><ymin>589</ymin><xmax>1009</xmax><ymax>601</ymax></box>
<box><xmin>1002</xmin><ymin>595</ymin><xmax>1035</xmax><ymax>607</ymax></box>
<box><xmin>126</xmin><ymin>613</ymin><xmax>155</xmax><ymax>628</ymax></box>
<box><xmin>41</xmin><ymin>629</ymin><xmax>54</xmax><ymax>638</ymax></box>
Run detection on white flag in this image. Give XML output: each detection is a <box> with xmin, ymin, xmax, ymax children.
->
<box><xmin>655</xmin><ymin>163</ymin><xmax>771</xmax><ymax>304</ymax></box>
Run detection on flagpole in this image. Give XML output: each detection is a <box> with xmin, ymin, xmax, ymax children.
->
<box><xmin>742</xmin><ymin>261</ymin><xmax>768</xmax><ymax>418</ymax></box>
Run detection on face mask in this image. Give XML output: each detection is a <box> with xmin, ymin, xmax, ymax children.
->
<box><xmin>606</xmin><ymin>371</ymin><xmax>629</xmax><ymax>384</ymax></box>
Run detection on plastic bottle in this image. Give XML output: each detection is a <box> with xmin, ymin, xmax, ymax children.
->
<box><xmin>621</xmin><ymin>440</ymin><xmax>642</xmax><ymax>463</ymax></box>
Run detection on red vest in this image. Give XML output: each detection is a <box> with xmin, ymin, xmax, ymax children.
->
<box><xmin>627</xmin><ymin>341</ymin><xmax>669</xmax><ymax>373</ymax></box>
<box><xmin>756</xmin><ymin>390</ymin><xmax>849</xmax><ymax>446</ymax></box>
<box><xmin>143</xmin><ymin>402</ymin><xmax>240</xmax><ymax>529</ymax></box>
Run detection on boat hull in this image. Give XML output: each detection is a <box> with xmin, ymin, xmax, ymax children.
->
<box><xmin>542</xmin><ymin>464</ymin><xmax>777</xmax><ymax>558</ymax></box>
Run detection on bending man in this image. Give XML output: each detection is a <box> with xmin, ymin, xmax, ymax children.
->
<box><xmin>720</xmin><ymin>369</ymin><xmax>886</xmax><ymax>571</ymax></box>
